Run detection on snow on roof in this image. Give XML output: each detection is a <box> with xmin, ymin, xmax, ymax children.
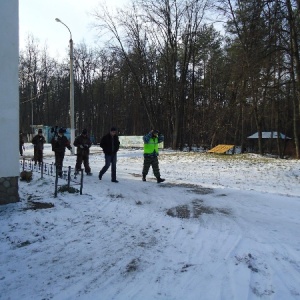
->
<box><xmin>247</xmin><ymin>132</ymin><xmax>291</xmax><ymax>139</ymax></box>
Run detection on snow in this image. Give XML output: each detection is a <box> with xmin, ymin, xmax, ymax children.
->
<box><xmin>1</xmin><ymin>143</ymin><xmax>300</xmax><ymax>300</ymax></box>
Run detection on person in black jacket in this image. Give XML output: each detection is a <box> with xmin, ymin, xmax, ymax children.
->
<box><xmin>98</xmin><ymin>127</ymin><xmax>120</xmax><ymax>182</ymax></box>
<box><xmin>51</xmin><ymin>128</ymin><xmax>72</xmax><ymax>177</ymax></box>
<box><xmin>74</xmin><ymin>129</ymin><xmax>92</xmax><ymax>175</ymax></box>
<box><xmin>32</xmin><ymin>128</ymin><xmax>46</xmax><ymax>165</ymax></box>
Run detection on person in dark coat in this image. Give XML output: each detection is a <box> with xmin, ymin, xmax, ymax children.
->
<box><xmin>74</xmin><ymin>129</ymin><xmax>92</xmax><ymax>175</ymax></box>
<box><xmin>32</xmin><ymin>128</ymin><xmax>46</xmax><ymax>165</ymax></box>
<box><xmin>98</xmin><ymin>127</ymin><xmax>120</xmax><ymax>182</ymax></box>
<box><xmin>19</xmin><ymin>131</ymin><xmax>24</xmax><ymax>156</ymax></box>
<box><xmin>51</xmin><ymin>128</ymin><xmax>72</xmax><ymax>177</ymax></box>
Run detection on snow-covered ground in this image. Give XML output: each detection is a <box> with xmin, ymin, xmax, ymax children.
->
<box><xmin>1</xmin><ymin>143</ymin><xmax>300</xmax><ymax>300</ymax></box>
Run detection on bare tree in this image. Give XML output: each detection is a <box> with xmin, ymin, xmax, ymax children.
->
<box><xmin>91</xmin><ymin>0</ymin><xmax>212</xmax><ymax>148</ymax></box>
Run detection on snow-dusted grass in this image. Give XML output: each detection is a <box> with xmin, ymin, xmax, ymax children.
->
<box><xmin>1</xmin><ymin>144</ymin><xmax>300</xmax><ymax>300</ymax></box>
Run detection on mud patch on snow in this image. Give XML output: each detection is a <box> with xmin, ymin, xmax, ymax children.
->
<box><xmin>23</xmin><ymin>201</ymin><xmax>54</xmax><ymax>210</ymax></box>
<box><xmin>109</xmin><ymin>193</ymin><xmax>125</xmax><ymax>199</ymax></box>
<box><xmin>130</xmin><ymin>173</ymin><xmax>142</xmax><ymax>178</ymax></box>
<box><xmin>137</xmin><ymin>236</ymin><xmax>157</xmax><ymax>248</ymax></box>
<box><xmin>166</xmin><ymin>200</ymin><xmax>231</xmax><ymax>219</ymax></box>
<box><xmin>129</xmin><ymin>174</ymin><xmax>214</xmax><ymax>195</ymax></box>
<box><xmin>180</xmin><ymin>264</ymin><xmax>194</xmax><ymax>273</ymax></box>
<box><xmin>235</xmin><ymin>253</ymin><xmax>259</xmax><ymax>273</ymax></box>
<box><xmin>124</xmin><ymin>258</ymin><xmax>140</xmax><ymax>273</ymax></box>
<box><xmin>16</xmin><ymin>240</ymin><xmax>32</xmax><ymax>248</ymax></box>
<box><xmin>159</xmin><ymin>183</ymin><xmax>213</xmax><ymax>195</ymax></box>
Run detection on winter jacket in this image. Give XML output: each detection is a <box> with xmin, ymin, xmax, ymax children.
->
<box><xmin>32</xmin><ymin>134</ymin><xmax>46</xmax><ymax>150</ymax></box>
<box><xmin>143</xmin><ymin>132</ymin><xmax>164</xmax><ymax>157</ymax></box>
<box><xmin>74</xmin><ymin>134</ymin><xmax>92</xmax><ymax>155</ymax></box>
<box><xmin>100</xmin><ymin>133</ymin><xmax>120</xmax><ymax>155</ymax></box>
<box><xmin>51</xmin><ymin>135</ymin><xmax>72</xmax><ymax>153</ymax></box>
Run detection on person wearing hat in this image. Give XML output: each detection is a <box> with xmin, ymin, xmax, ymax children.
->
<box><xmin>51</xmin><ymin>127</ymin><xmax>72</xmax><ymax>177</ymax></box>
<box><xmin>74</xmin><ymin>129</ymin><xmax>92</xmax><ymax>175</ymax></box>
<box><xmin>142</xmin><ymin>129</ymin><xmax>165</xmax><ymax>183</ymax></box>
<box><xmin>98</xmin><ymin>127</ymin><xmax>120</xmax><ymax>182</ymax></box>
<box><xmin>31</xmin><ymin>128</ymin><xmax>46</xmax><ymax>165</ymax></box>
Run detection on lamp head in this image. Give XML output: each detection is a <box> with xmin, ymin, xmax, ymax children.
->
<box><xmin>55</xmin><ymin>18</ymin><xmax>61</xmax><ymax>23</ymax></box>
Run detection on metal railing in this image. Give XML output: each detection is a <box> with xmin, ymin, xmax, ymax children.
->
<box><xmin>20</xmin><ymin>158</ymin><xmax>83</xmax><ymax>197</ymax></box>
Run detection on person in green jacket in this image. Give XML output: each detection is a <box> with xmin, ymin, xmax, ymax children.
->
<box><xmin>142</xmin><ymin>129</ymin><xmax>165</xmax><ymax>183</ymax></box>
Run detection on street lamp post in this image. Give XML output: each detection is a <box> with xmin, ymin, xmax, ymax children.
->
<box><xmin>55</xmin><ymin>18</ymin><xmax>75</xmax><ymax>155</ymax></box>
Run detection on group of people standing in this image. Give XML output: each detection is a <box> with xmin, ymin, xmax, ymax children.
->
<box><xmin>26</xmin><ymin>127</ymin><xmax>165</xmax><ymax>183</ymax></box>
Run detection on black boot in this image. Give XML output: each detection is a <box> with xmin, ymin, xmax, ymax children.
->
<box><xmin>98</xmin><ymin>172</ymin><xmax>103</xmax><ymax>180</ymax></box>
<box><xmin>157</xmin><ymin>177</ymin><xmax>165</xmax><ymax>183</ymax></box>
<box><xmin>142</xmin><ymin>174</ymin><xmax>146</xmax><ymax>182</ymax></box>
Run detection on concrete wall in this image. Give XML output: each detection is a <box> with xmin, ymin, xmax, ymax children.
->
<box><xmin>0</xmin><ymin>0</ymin><xmax>20</xmax><ymax>204</ymax></box>
<box><xmin>119</xmin><ymin>136</ymin><xmax>164</xmax><ymax>148</ymax></box>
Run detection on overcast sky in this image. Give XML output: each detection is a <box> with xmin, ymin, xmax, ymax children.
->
<box><xmin>19</xmin><ymin>0</ymin><xmax>128</xmax><ymax>59</ymax></box>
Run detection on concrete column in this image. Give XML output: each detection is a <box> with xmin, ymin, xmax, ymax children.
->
<box><xmin>0</xmin><ymin>0</ymin><xmax>20</xmax><ymax>205</ymax></box>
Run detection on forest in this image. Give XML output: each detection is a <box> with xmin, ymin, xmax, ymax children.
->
<box><xmin>19</xmin><ymin>0</ymin><xmax>300</xmax><ymax>158</ymax></box>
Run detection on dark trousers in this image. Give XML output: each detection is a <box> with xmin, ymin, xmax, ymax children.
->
<box><xmin>100</xmin><ymin>154</ymin><xmax>117</xmax><ymax>180</ymax></box>
<box><xmin>33</xmin><ymin>148</ymin><xmax>43</xmax><ymax>164</ymax></box>
<box><xmin>75</xmin><ymin>154</ymin><xmax>91</xmax><ymax>173</ymax></box>
<box><xmin>54</xmin><ymin>152</ymin><xmax>65</xmax><ymax>176</ymax></box>
<box><xmin>142</xmin><ymin>156</ymin><xmax>160</xmax><ymax>178</ymax></box>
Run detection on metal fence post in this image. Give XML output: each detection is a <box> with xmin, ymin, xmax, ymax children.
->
<box><xmin>20</xmin><ymin>159</ymin><xmax>82</xmax><ymax>197</ymax></box>
<box><xmin>80</xmin><ymin>169</ymin><xmax>83</xmax><ymax>195</ymax></box>
<box><xmin>41</xmin><ymin>162</ymin><xmax>44</xmax><ymax>179</ymax></box>
<box><xmin>54</xmin><ymin>168</ymin><xmax>58</xmax><ymax>198</ymax></box>
<box><xmin>67</xmin><ymin>166</ymin><xmax>71</xmax><ymax>188</ymax></box>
